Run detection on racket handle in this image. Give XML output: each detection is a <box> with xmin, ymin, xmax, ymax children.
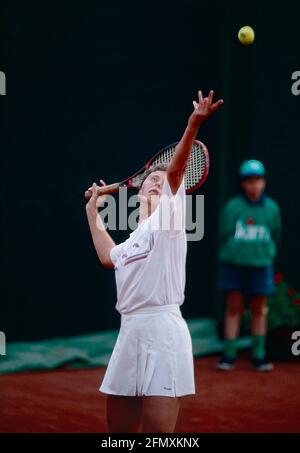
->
<box><xmin>84</xmin><ymin>182</ymin><xmax>121</xmax><ymax>200</ymax></box>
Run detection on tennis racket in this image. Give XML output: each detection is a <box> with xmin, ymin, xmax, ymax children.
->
<box><xmin>84</xmin><ymin>139</ymin><xmax>209</xmax><ymax>199</ymax></box>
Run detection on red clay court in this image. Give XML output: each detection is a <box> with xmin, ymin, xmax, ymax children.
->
<box><xmin>1</xmin><ymin>353</ymin><xmax>299</xmax><ymax>433</ymax></box>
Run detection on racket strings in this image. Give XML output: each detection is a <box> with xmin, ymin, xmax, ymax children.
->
<box><xmin>130</xmin><ymin>142</ymin><xmax>207</xmax><ymax>191</ymax></box>
<box><xmin>151</xmin><ymin>142</ymin><xmax>207</xmax><ymax>190</ymax></box>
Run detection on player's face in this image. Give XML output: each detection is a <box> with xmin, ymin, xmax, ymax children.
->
<box><xmin>139</xmin><ymin>170</ymin><xmax>166</xmax><ymax>199</ymax></box>
<box><xmin>241</xmin><ymin>176</ymin><xmax>266</xmax><ymax>201</ymax></box>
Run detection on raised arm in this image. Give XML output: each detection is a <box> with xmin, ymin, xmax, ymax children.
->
<box><xmin>167</xmin><ymin>90</ymin><xmax>224</xmax><ymax>194</ymax></box>
<box><xmin>85</xmin><ymin>181</ymin><xmax>115</xmax><ymax>269</ymax></box>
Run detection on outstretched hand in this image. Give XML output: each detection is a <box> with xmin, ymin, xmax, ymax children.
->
<box><xmin>189</xmin><ymin>90</ymin><xmax>224</xmax><ymax>128</ymax></box>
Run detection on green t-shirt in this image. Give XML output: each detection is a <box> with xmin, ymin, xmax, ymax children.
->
<box><xmin>219</xmin><ymin>194</ymin><xmax>282</xmax><ymax>267</ymax></box>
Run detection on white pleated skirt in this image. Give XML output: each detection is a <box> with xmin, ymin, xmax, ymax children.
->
<box><xmin>99</xmin><ymin>304</ymin><xmax>196</xmax><ymax>397</ymax></box>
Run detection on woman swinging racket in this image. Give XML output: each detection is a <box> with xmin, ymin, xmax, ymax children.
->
<box><xmin>85</xmin><ymin>90</ymin><xmax>223</xmax><ymax>433</ymax></box>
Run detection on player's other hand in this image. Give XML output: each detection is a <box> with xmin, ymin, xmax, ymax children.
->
<box><xmin>85</xmin><ymin>179</ymin><xmax>108</xmax><ymax>211</ymax></box>
<box><xmin>188</xmin><ymin>90</ymin><xmax>224</xmax><ymax>128</ymax></box>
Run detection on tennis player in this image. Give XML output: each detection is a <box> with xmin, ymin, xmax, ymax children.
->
<box><xmin>86</xmin><ymin>90</ymin><xmax>223</xmax><ymax>433</ymax></box>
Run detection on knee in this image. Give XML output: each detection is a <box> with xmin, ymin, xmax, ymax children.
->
<box><xmin>142</xmin><ymin>396</ymin><xmax>180</xmax><ymax>433</ymax></box>
<box><xmin>226</xmin><ymin>292</ymin><xmax>244</xmax><ymax>316</ymax></box>
<box><xmin>106</xmin><ymin>395</ymin><xmax>143</xmax><ymax>433</ymax></box>
<box><xmin>250</xmin><ymin>297</ymin><xmax>268</xmax><ymax>317</ymax></box>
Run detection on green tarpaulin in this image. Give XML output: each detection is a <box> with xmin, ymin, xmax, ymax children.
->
<box><xmin>0</xmin><ymin>318</ymin><xmax>252</xmax><ymax>375</ymax></box>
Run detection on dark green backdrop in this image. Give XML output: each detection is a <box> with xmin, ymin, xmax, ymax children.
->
<box><xmin>1</xmin><ymin>0</ymin><xmax>299</xmax><ymax>341</ymax></box>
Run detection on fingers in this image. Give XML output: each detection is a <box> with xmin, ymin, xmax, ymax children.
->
<box><xmin>87</xmin><ymin>183</ymin><xmax>96</xmax><ymax>191</ymax></box>
<box><xmin>86</xmin><ymin>180</ymin><xmax>107</xmax><ymax>206</ymax></box>
<box><xmin>194</xmin><ymin>90</ymin><xmax>215</xmax><ymax>109</ymax></box>
<box><xmin>92</xmin><ymin>182</ymin><xmax>97</xmax><ymax>195</ymax></box>
<box><xmin>194</xmin><ymin>96</ymin><xmax>208</xmax><ymax>109</ymax></box>
<box><xmin>85</xmin><ymin>190</ymin><xmax>92</xmax><ymax>200</ymax></box>
<box><xmin>198</xmin><ymin>90</ymin><xmax>204</xmax><ymax>104</ymax></box>
<box><xmin>196</xmin><ymin>89</ymin><xmax>218</xmax><ymax>105</ymax></box>
<box><xmin>87</xmin><ymin>179</ymin><xmax>105</xmax><ymax>193</ymax></box>
<box><xmin>90</xmin><ymin>182</ymin><xmax>99</xmax><ymax>198</ymax></box>
<box><xmin>211</xmin><ymin>99</ymin><xmax>224</xmax><ymax>112</ymax></box>
<box><xmin>198</xmin><ymin>90</ymin><xmax>214</xmax><ymax>105</ymax></box>
<box><xmin>192</xmin><ymin>89</ymin><xmax>224</xmax><ymax>118</ymax></box>
<box><xmin>87</xmin><ymin>181</ymin><xmax>104</xmax><ymax>191</ymax></box>
<box><xmin>208</xmin><ymin>90</ymin><xmax>214</xmax><ymax>104</ymax></box>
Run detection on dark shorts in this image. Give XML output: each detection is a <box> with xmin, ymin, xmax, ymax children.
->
<box><xmin>219</xmin><ymin>262</ymin><xmax>275</xmax><ymax>297</ymax></box>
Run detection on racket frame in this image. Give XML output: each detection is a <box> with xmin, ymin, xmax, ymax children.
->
<box><xmin>85</xmin><ymin>139</ymin><xmax>209</xmax><ymax>198</ymax></box>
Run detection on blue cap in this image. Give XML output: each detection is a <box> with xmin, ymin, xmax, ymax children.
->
<box><xmin>239</xmin><ymin>160</ymin><xmax>265</xmax><ymax>178</ymax></box>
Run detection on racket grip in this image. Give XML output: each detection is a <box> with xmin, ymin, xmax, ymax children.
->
<box><xmin>84</xmin><ymin>182</ymin><xmax>121</xmax><ymax>200</ymax></box>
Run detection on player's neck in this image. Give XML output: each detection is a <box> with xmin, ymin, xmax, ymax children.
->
<box><xmin>138</xmin><ymin>199</ymin><xmax>150</xmax><ymax>224</ymax></box>
<box><xmin>138</xmin><ymin>196</ymin><xmax>160</xmax><ymax>224</ymax></box>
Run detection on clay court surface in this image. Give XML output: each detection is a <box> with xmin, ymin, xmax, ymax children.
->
<box><xmin>1</xmin><ymin>354</ymin><xmax>299</xmax><ymax>433</ymax></box>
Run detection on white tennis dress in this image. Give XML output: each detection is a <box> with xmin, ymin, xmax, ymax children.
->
<box><xmin>99</xmin><ymin>176</ymin><xmax>196</xmax><ymax>397</ymax></box>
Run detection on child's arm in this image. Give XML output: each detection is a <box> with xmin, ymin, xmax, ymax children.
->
<box><xmin>218</xmin><ymin>201</ymin><xmax>234</xmax><ymax>247</ymax></box>
<box><xmin>273</xmin><ymin>204</ymin><xmax>282</xmax><ymax>246</ymax></box>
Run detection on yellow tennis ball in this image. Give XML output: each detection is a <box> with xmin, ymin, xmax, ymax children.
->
<box><xmin>238</xmin><ymin>26</ymin><xmax>255</xmax><ymax>45</ymax></box>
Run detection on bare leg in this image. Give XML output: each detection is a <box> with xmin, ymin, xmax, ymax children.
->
<box><xmin>142</xmin><ymin>396</ymin><xmax>181</xmax><ymax>433</ymax></box>
<box><xmin>250</xmin><ymin>295</ymin><xmax>267</xmax><ymax>336</ymax></box>
<box><xmin>224</xmin><ymin>291</ymin><xmax>244</xmax><ymax>339</ymax></box>
<box><xmin>249</xmin><ymin>296</ymin><xmax>273</xmax><ymax>369</ymax></box>
<box><xmin>106</xmin><ymin>395</ymin><xmax>143</xmax><ymax>433</ymax></box>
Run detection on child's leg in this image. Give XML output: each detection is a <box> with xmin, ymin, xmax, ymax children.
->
<box><xmin>249</xmin><ymin>266</ymin><xmax>274</xmax><ymax>362</ymax></box>
<box><xmin>223</xmin><ymin>291</ymin><xmax>244</xmax><ymax>359</ymax></box>
<box><xmin>249</xmin><ymin>295</ymin><xmax>268</xmax><ymax>359</ymax></box>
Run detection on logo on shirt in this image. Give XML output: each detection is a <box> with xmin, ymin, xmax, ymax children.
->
<box><xmin>234</xmin><ymin>219</ymin><xmax>271</xmax><ymax>242</ymax></box>
<box><xmin>122</xmin><ymin>234</ymin><xmax>155</xmax><ymax>266</ymax></box>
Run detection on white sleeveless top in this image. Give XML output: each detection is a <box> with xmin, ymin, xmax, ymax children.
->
<box><xmin>110</xmin><ymin>176</ymin><xmax>187</xmax><ymax>314</ymax></box>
